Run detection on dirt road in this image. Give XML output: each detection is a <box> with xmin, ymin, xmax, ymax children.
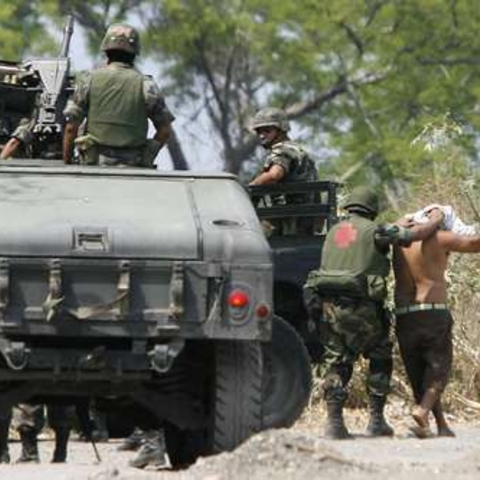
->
<box><xmin>1</xmin><ymin>417</ymin><xmax>480</xmax><ymax>480</ymax></box>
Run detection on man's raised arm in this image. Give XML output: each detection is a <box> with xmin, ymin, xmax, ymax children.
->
<box><xmin>436</xmin><ymin>231</ymin><xmax>480</xmax><ymax>253</ymax></box>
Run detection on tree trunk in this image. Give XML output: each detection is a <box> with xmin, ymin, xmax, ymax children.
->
<box><xmin>167</xmin><ymin>127</ymin><xmax>189</xmax><ymax>170</ymax></box>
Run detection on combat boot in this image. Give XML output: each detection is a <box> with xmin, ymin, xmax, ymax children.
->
<box><xmin>324</xmin><ymin>394</ymin><xmax>351</xmax><ymax>440</ymax></box>
<box><xmin>117</xmin><ymin>427</ymin><xmax>144</xmax><ymax>451</ymax></box>
<box><xmin>365</xmin><ymin>395</ymin><xmax>394</xmax><ymax>437</ymax></box>
<box><xmin>129</xmin><ymin>429</ymin><xmax>167</xmax><ymax>470</ymax></box>
<box><xmin>17</xmin><ymin>427</ymin><xmax>39</xmax><ymax>463</ymax></box>
<box><xmin>51</xmin><ymin>427</ymin><xmax>70</xmax><ymax>463</ymax></box>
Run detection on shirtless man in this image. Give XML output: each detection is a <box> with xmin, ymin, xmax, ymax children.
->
<box><xmin>393</xmin><ymin>219</ymin><xmax>480</xmax><ymax>438</ymax></box>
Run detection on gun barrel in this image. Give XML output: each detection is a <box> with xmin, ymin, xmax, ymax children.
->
<box><xmin>0</xmin><ymin>65</ymin><xmax>21</xmax><ymax>75</ymax></box>
<box><xmin>59</xmin><ymin>14</ymin><xmax>75</xmax><ymax>58</ymax></box>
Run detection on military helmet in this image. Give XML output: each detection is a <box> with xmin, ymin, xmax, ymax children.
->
<box><xmin>343</xmin><ymin>187</ymin><xmax>379</xmax><ymax>215</ymax></box>
<box><xmin>100</xmin><ymin>24</ymin><xmax>140</xmax><ymax>55</ymax></box>
<box><xmin>250</xmin><ymin>107</ymin><xmax>290</xmax><ymax>132</ymax></box>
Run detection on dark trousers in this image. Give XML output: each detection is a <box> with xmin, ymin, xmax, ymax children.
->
<box><xmin>395</xmin><ymin>310</ymin><xmax>453</xmax><ymax>402</ymax></box>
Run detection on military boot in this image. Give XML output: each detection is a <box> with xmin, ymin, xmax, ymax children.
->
<box><xmin>324</xmin><ymin>389</ymin><xmax>351</xmax><ymax>440</ymax></box>
<box><xmin>17</xmin><ymin>427</ymin><xmax>39</xmax><ymax>463</ymax></box>
<box><xmin>128</xmin><ymin>429</ymin><xmax>167</xmax><ymax>470</ymax></box>
<box><xmin>117</xmin><ymin>427</ymin><xmax>144</xmax><ymax>452</ymax></box>
<box><xmin>365</xmin><ymin>395</ymin><xmax>394</xmax><ymax>437</ymax></box>
<box><xmin>51</xmin><ymin>427</ymin><xmax>70</xmax><ymax>463</ymax></box>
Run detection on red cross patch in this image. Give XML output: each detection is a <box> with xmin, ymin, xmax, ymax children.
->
<box><xmin>334</xmin><ymin>222</ymin><xmax>358</xmax><ymax>248</ymax></box>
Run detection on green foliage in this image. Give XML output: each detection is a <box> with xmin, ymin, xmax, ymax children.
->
<box><xmin>5</xmin><ymin>0</ymin><xmax>480</xmax><ymax>204</ymax></box>
<box><xmin>0</xmin><ymin>1</ymin><xmax>56</xmax><ymax>59</ymax></box>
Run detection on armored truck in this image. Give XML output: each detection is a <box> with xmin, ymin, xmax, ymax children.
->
<box><xmin>0</xmin><ymin>162</ymin><xmax>322</xmax><ymax>464</ymax></box>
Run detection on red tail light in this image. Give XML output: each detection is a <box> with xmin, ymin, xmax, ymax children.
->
<box><xmin>255</xmin><ymin>304</ymin><xmax>270</xmax><ymax>319</ymax></box>
<box><xmin>227</xmin><ymin>290</ymin><xmax>250</xmax><ymax>309</ymax></box>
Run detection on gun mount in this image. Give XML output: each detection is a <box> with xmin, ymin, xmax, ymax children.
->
<box><xmin>0</xmin><ymin>15</ymin><xmax>75</xmax><ymax>159</ymax></box>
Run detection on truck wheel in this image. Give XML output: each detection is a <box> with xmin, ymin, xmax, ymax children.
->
<box><xmin>212</xmin><ymin>341</ymin><xmax>263</xmax><ymax>453</ymax></box>
<box><xmin>262</xmin><ymin>315</ymin><xmax>312</xmax><ymax>429</ymax></box>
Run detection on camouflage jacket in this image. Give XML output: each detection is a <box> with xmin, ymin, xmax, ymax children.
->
<box><xmin>262</xmin><ymin>140</ymin><xmax>317</xmax><ymax>183</ymax></box>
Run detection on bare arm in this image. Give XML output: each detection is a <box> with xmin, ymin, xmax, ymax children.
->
<box><xmin>153</xmin><ymin>124</ymin><xmax>171</xmax><ymax>150</ymax></box>
<box><xmin>63</xmin><ymin>121</ymin><xmax>79</xmax><ymax>164</ymax></box>
<box><xmin>249</xmin><ymin>164</ymin><xmax>285</xmax><ymax>185</ymax></box>
<box><xmin>436</xmin><ymin>231</ymin><xmax>480</xmax><ymax>253</ymax></box>
<box><xmin>0</xmin><ymin>138</ymin><xmax>21</xmax><ymax>159</ymax></box>
<box><xmin>403</xmin><ymin>209</ymin><xmax>444</xmax><ymax>242</ymax></box>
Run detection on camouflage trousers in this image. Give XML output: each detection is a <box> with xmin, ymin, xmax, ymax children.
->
<box><xmin>13</xmin><ymin>403</ymin><xmax>75</xmax><ymax>432</ymax></box>
<box><xmin>321</xmin><ymin>298</ymin><xmax>393</xmax><ymax>400</ymax></box>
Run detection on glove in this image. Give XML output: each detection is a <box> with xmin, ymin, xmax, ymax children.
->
<box><xmin>375</xmin><ymin>224</ymin><xmax>412</xmax><ymax>246</ymax></box>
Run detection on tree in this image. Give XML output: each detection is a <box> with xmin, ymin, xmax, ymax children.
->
<box><xmin>0</xmin><ymin>1</ymin><xmax>56</xmax><ymax>59</ymax></box>
<box><xmin>137</xmin><ymin>0</ymin><xmax>480</xmax><ymax>204</ymax></box>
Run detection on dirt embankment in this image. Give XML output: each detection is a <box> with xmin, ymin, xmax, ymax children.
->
<box><xmin>2</xmin><ymin>401</ymin><xmax>480</xmax><ymax>480</ymax></box>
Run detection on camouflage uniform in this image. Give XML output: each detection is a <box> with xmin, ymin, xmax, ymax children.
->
<box><xmin>10</xmin><ymin>117</ymin><xmax>35</xmax><ymax>147</ymax></box>
<box><xmin>309</xmin><ymin>187</ymin><xmax>394</xmax><ymax>439</ymax></box>
<box><xmin>251</xmin><ymin>108</ymin><xmax>317</xmax><ymax>234</ymax></box>
<box><xmin>260</xmin><ymin>139</ymin><xmax>317</xmax><ymax>195</ymax></box>
<box><xmin>63</xmin><ymin>25</ymin><xmax>174</xmax><ymax>167</ymax></box>
<box><xmin>14</xmin><ymin>403</ymin><xmax>75</xmax><ymax>463</ymax></box>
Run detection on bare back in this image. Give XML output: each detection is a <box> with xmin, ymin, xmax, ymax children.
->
<box><xmin>393</xmin><ymin>231</ymin><xmax>480</xmax><ymax>306</ymax></box>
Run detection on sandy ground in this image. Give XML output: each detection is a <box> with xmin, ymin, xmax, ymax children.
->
<box><xmin>2</xmin><ymin>402</ymin><xmax>480</xmax><ymax>480</ymax></box>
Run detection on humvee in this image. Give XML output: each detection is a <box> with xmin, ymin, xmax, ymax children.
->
<box><xmin>0</xmin><ymin>15</ymin><xmax>341</xmax><ymax>465</ymax></box>
<box><xmin>0</xmin><ymin>160</ymin><xmax>341</xmax><ymax>463</ymax></box>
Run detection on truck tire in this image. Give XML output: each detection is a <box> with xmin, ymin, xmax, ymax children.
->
<box><xmin>261</xmin><ymin>315</ymin><xmax>312</xmax><ymax>429</ymax></box>
<box><xmin>212</xmin><ymin>341</ymin><xmax>263</xmax><ymax>453</ymax></box>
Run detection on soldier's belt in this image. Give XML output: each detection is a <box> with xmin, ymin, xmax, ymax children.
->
<box><xmin>394</xmin><ymin>303</ymin><xmax>448</xmax><ymax>316</ymax></box>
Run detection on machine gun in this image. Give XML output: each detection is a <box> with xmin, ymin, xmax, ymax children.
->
<box><xmin>0</xmin><ymin>15</ymin><xmax>75</xmax><ymax>159</ymax></box>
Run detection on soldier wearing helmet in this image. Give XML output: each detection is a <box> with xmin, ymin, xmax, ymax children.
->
<box><xmin>304</xmin><ymin>186</ymin><xmax>444</xmax><ymax>440</ymax></box>
<box><xmin>249</xmin><ymin>107</ymin><xmax>316</xmax><ymax>188</ymax></box>
<box><xmin>63</xmin><ymin>24</ymin><xmax>174</xmax><ymax>167</ymax></box>
<box><xmin>249</xmin><ymin>107</ymin><xmax>317</xmax><ymax>234</ymax></box>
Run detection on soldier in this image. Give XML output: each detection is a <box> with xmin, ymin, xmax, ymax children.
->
<box><xmin>63</xmin><ymin>24</ymin><xmax>174</xmax><ymax>167</ymax></box>
<box><xmin>0</xmin><ymin>117</ymin><xmax>35</xmax><ymax>159</ymax></box>
<box><xmin>14</xmin><ymin>404</ymin><xmax>74</xmax><ymax>463</ymax></box>
<box><xmin>309</xmin><ymin>187</ymin><xmax>444</xmax><ymax>439</ymax></box>
<box><xmin>249</xmin><ymin>107</ymin><xmax>317</xmax><ymax>234</ymax></box>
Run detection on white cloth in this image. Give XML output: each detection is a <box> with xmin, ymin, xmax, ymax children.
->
<box><xmin>405</xmin><ymin>204</ymin><xmax>477</xmax><ymax>236</ymax></box>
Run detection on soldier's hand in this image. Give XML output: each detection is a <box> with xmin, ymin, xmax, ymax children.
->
<box><xmin>375</xmin><ymin>223</ymin><xmax>412</xmax><ymax>246</ymax></box>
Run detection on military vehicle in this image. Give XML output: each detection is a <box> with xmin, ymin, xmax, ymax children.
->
<box><xmin>0</xmin><ymin>16</ymin><xmax>342</xmax><ymax>467</ymax></box>
<box><xmin>0</xmin><ymin>16</ymin><xmax>277</xmax><ymax>462</ymax></box>
<box><xmin>246</xmin><ymin>180</ymin><xmax>340</xmax><ymax>433</ymax></box>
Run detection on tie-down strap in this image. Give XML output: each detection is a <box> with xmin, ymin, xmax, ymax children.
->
<box><xmin>41</xmin><ymin>260</ymin><xmax>184</xmax><ymax>321</ymax></box>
